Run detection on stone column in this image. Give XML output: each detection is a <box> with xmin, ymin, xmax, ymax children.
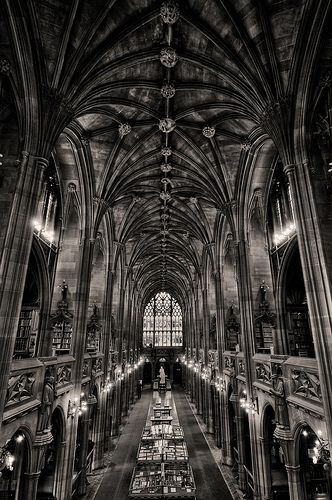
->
<box><xmin>285</xmin><ymin>465</ymin><xmax>303</xmax><ymax>500</ymax></box>
<box><xmin>221</xmin><ymin>397</ymin><xmax>233</xmax><ymax>465</ymax></box>
<box><xmin>24</xmin><ymin>472</ymin><xmax>40</xmax><ymax>500</ymax></box>
<box><xmin>0</xmin><ymin>153</ymin><xmax>48</xmax><ymax>421</ymax></box>
<box><xmin>285</xmin><ymin>163</ymin><xmax>332</xmax><ymax>449</ymax></box>
<box><xmin>77</xmin><ymin>394</ymin><xmax>97</xmax><ymax>496</ymax></box>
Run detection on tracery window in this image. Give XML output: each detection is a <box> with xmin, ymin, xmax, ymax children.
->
<box><xmin>143</xmin><ymin>292</ymin><xmax>183</xmax><ymax>347</ymax></box>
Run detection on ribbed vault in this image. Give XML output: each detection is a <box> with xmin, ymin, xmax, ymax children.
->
<box><xmin>1</xmin><ymin>0</ymin><xmax>323</xmax><ymax>324</ymax></box>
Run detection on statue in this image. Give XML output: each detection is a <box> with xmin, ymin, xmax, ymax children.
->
<box><xmin>37</xmin><ymin>375</ymin><xmax>55</xmax><ymax>433</ymax></box>
<box><xmin>259</xmin><ymin>280</ymin><xmax>269</xmax><ymax>305</ymax></box>
<box><xmin>159</xmin><ymin>366</ymin><xmax>166</xmax><ymax>384</ymax></box>
<box><xmin>271</xmin><ymin>367</ymin><xmax>289</xmax><ymax>428</ymax></box>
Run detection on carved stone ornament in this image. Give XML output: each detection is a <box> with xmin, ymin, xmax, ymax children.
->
<box><xmin>6</xmin><ymin>373</ymin><xmax>35</xmax><ymax>406</ymax></box>
<box><xmin>224</xmin><ymin>356</ymin><xmax>235</xmax><ymax>370</ymax></box>
<box><xmin>161</xmin><ymin>213</ymin><xmax>169</xmax><ymax>221</ymax></box>
<box><xmin>160</xmin><ymin>191</ymin><xmax>171</xmax><ymax>201</ymax></box>
<box><xmin>161</xmin><ymin>177</ymin><xmax>171</xmax><ymax>186</ymax></box>
<box><xmin>160</xmin><ymin>1</ymin><xmax>180</xmax><ymax>24</ymax></box>
<box><xmin>159</xmin><ymin>117</ymin><xmax>176</xmax><ymax>133</ymax></box>
<box><xmin>160</xmin><ymin>47</ymin><xmax>179</xmax><ymax>68</ymax></box>
<box><xmin>256</xmin><ymin>363</ymin><xmax>271</xmax><ymax>383</ymax></box>
<box><xmin>160</xmin><ymin>162</ymin><xmax>172</xmax><ymax>173</ymax></box>
<box><xmin>202</xmin><ymin>125</ymin><xmax>216</xmax><ymax>138</ymax></box>
<box><xmin>56</xmin><ymin>365</ymin><xmax>72</xmax><ymax>387</ymax></box>
<box><xmin>241</xmin><ymin>137</ymin><xmax>252</xmax><ymax>151</ymax></box>
<box><xmin>82</xmin><ymin>360</ymin><xmax>90</xmax><ymax>378</ymax></box>
<box><xmin>160</xmin><ymin>229</ymin><xmax>169</xmax><ymax>236</ymax></box>
<box><xmin>0</xmin><ymin>57</ymin><xmax>11</xmax><ymax>74</ymax></box>
<box><xmin>118</xmin><ymin>122</ymin><xmax>131</xmax><ymax>138</ymax></box>
<box><xmin>291</xmin><ymin>370</ymin><xmax>322</xmax><ymax>401</ymax></box>
<box><xmin>161</xmin><ymin>82</ymin><xmax>176</xmax><ymax>99</ymax></box>
<box><xmin>238</xmin><ymin>359</ymin><xmax>245</xmax><ymax>376</ymax></box>
<box><xmin>161</xmin><ymin>145</ymin><xmax>172</xmax><ymax>157</ymax></box>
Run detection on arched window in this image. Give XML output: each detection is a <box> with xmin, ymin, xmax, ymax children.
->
<box><xmin>143</xmin><ymin>292</ymin><xmax>183</xmax><ymax>347</ymax></box>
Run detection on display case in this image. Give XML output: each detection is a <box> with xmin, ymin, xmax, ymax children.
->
<box><xmin>153</xmin><ymin>406</ymin><xmax>172</xmax><ymax>418</ymax></box>
<box><xmin>129</xmin><ymin>464</ymin><xmax>196</xmax><ymax>499</ymax></box>
<box><xmin>142</xmin><ymin>425</ymin><xmax>184</xmax><ymax>442</ymax></box>
<box><xmin>129</xmin><ymin>465</ymin><xmax>163</xmax><ymax>498</ymax></box>
<box><xmin>151</xmin><ymin>415</ymin><xmax>173</xmax><ymax>425</ymax></box>
<box><xmin>163</xmin><ymin>440</ymin><xmax>188</xmax><ymax>463</ymax></box>
<box><xmin>137</xmin><ymin>441</ymin><xmax>163</xmax><ymax>464</ymax></box>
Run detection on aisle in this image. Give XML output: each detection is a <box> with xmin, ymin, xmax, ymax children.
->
<box><xmin>173</xmin><ymin>388</ymin><xmax>233</xmax><ymax>500</ymax></box>
<box><xmin>94</xmin><ymin>389</ymin><xmax>150</xmax><ymax>500</ymax></box>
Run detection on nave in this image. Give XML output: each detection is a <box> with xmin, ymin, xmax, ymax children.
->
<box><xmin>94</xmin><ymin>386</ymin><xmax>233</xmax><ymax>500</ymax></box>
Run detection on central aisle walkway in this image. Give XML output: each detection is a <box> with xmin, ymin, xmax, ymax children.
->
<box><xmin>94</xmin><ymin>386</ymin><xmax>233</xmax><ymax>500</ymax></box>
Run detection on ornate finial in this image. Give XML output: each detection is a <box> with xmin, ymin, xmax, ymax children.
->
<box><xmin>160</xmin><ymin>47</ymin><xmax>179</xmax><ymax>68</ymax></box>
<box><xmin>159</xmin><ymin>118</ymin><xmax>176</xmax><ymax>133</ymax></box>
<box><xmin>161</xmin><ymin>82</ymin><xmax>176</xmax><ymax>98</ymax></box>
<box><xmin>0</xmin><ymin>57</ymin><xmax>11</xmax><ymax>74</ymax></box>
<box><xmin>160</xmin><ymin>1</ymin><xmax>180</xmax><ymax>24</ymax></box>
<box><xmin>118</xmin><ymin>122</ymin><xmax>131</xmax><ymax>138</ymax></box>
<box><xmin>160</xmin><ymin>162</ymin><xmax>172</xmax><ymax>173</ymax></box>
<box><xmin>161</xmin><ymin>145</ymin><xmax>172</xmax><ymax>157</ymax></box>
<box><xmin>160</xmin><ymin>191</ymin><xmax>171</xmax><ymax>201</ymax></box>
<box><xmin>202</xmin><ymin>126</ymin><xmax>216</xmax><ymax>138</ymax></box>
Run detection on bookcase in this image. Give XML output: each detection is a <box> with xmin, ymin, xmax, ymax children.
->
<box><xmin>52</xmin><ymin>320</ymin><xmax>73</xmax><ymax>355</ymax></box>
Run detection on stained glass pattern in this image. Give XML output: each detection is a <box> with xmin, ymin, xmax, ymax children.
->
<box><xmin>143</xmin><ymin>292</ymin><xmax>183</xmax><ymax>347</ymax></box>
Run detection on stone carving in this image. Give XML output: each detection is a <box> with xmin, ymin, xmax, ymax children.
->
<box><xmin>0</xmin><ymin>58</ymin><xmax>11</xmax><ymax>74</ymax></box>
<box><xmin>202</xmin><ymin>126</ymin><xmax>215</xmax><ymax>138</ymax></box>
<box><xmin>256</xmin><ymin>363</ymin><xmax>271</xmax><ymax>383</ymax></box>
<box><xmin>160</xmin><ymin>47</ymin><xmax>178</xmax><ymax>68</ymax></box>
<box><xmin>159</xmin><ymin>117</ymin><xmax>176</xmax><ymax>133</ymax></box>
<box><xmin>118</xmin><ymin>122</ymin><xmax>131</xmax><ymax>138</ymax></box>
<box><xmin>37</xmin><ymin>373</ymin><xmax>55</xmax><ymax>432</ymax></box>
<box><xmin>6</xmin><ymin>373</ymin><xmax>35</xmax><ymax>406</ymax></box>
<box><xmin>161</xmin><ymin>82</ymin><xmax>176</xmax><ymax>98</ymax></box>
<box><xmin>224</xmin><ymin>356</ymin><xmax>235</xmax><ymax>371</ymax></box>
<box><xmin>86</xmin><ymin>304</ymin><xmax>102</xmax><ymax>352</ymax></box>
<box><xmin>82</xmin><ymin>360</ymin><xmax>90</xmax><ymax>378</ymax></box>
<box><xmin>161</xmin><ymin>145</ymin><xmax>172</xmax><ymax>157</ymax></box>
<box><xmin>291</xmin><ymin>370</ymin><xmax>321</xmax><ymax>401</ymax></box>
<box><xmin>198</xmin><ymin>349</ymin><xmax>204</xmax><ymax>363</ymax></box>
<box><xmin>238</xmin><ymin>359</ymin><xmax>245</xmax><ymax>376</ymax></box>
<box><xmin>160</xmin><ymin>164</ymin><xmax>172</xmax><ymax>176</ymax></box>
<box><xmin>271</xmin><ymin>367</ymin><xmax>289</xmax><ymax>428</ymax></box>
<box><xmin>241</xmin><ymin>137</ymin><xmax>252</xmax><ymax>151</ymax></box>
<box><xmin>160</xmin><ymin>191</ymin><xmax>171</xmax><ymax>202</ymax></box>
<box><xmin>160</xmin><ymin>1</ymin><xmax>180</xmax><ymax>24</ymax></box>
<box><xmin>56</xmin><ymin>365</ymin><xmax>72</xmax><ymax>387</ymax></box>
<box><xmin>92</xmin><ymin>357</ymin><xmax>103</xmax><ymax>374</ymax></box>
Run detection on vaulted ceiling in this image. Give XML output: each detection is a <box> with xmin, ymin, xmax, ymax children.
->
<box><xmin>1</xmin><ymin>0</ymin><xmax>329</xmax><ymax>310</ymax></box>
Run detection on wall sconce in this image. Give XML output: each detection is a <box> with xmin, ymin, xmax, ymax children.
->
<box><xmin>240</xmin><ymin>390</ymin><xmax>258</xmax><ymax>415</ymax></box>
<box><xmin>303</xmin><ymin>429</ymin><xmax>331</xmax><ymax>469</ymax></box>
<box><xmin>0</xmin><ymin>435</ymin><xmax>23</xmax><ymax>477</ymax></box>
<box><xmin>68</xmin><ymin>393</ymin><xmax>88</xmax><ymax>418</ymax></box>
<box><xmin>215</xmin><ymin>377</ymin><xmax>225</xmax><ymax>392</ymax></box>
<box><xmin>102</xmin><ymin>379</ymin><xmax>113</xmax><ymax>393</ymax></box>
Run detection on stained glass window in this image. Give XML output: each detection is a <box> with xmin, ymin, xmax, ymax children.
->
<box><xmin>143</xmin><ymin>292</ymin><xmax>183</xmax><ymax>347</ymax></box>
